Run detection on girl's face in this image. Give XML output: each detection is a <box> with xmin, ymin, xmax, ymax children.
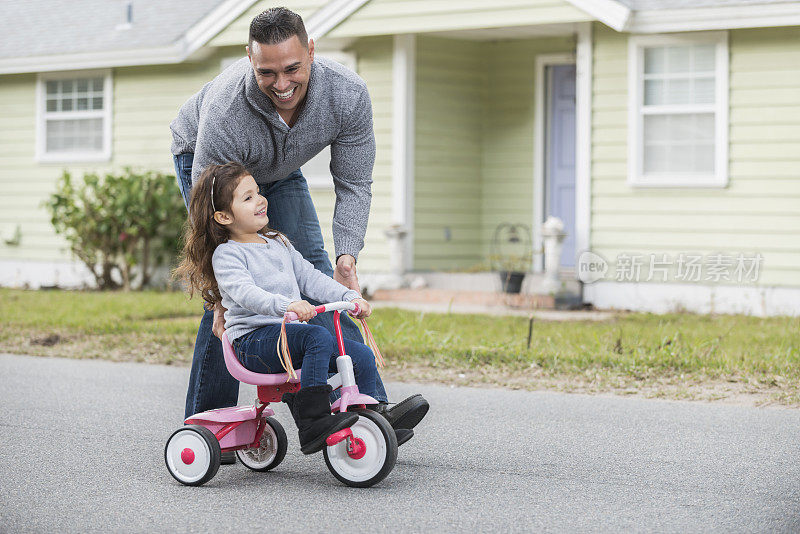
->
<box><xmin>221</xmin><ymin>175</ymin><xmax>268</xmax><ymax>235</ymax></box>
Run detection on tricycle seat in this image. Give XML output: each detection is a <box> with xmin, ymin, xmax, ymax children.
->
<box><xmin>221</xmin><ymin>331</ymin><xmax>301</xmax><ymax>386</ymax></box>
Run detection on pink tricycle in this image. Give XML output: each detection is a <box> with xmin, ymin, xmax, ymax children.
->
<box><xmin>164</xmin><ymin>301</ymin><xmax>398</xmax><ymax>488</ymax></box>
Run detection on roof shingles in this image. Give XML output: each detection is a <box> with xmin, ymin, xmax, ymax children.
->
<box><xmin>0</xmin><ymin>0</ymin><xmax>226</xmax><ymax>59</ymax></box>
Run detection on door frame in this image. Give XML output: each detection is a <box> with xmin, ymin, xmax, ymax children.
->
<box><xmin>533</xmin><ymin>53</ymin><xmax>575</xmax><ymax>273</ymax></box>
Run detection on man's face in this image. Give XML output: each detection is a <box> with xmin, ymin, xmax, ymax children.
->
<box><xmin>247</xmin><ymin>36</ymin><xmax>314</xmax><ymax>114</ymax></box>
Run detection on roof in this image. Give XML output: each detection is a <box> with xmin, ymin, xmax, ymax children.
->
<box><xmin>0</xmin><ymin>0</ymin><xmax>259</xmax><ymax>74</ymax></box>
<box><xmin>1</xmin><ymin>0</ymin><xmax>799</xmax><ymax>74</ymax></box>
<box><xmin>0</xmin><ymin>0</ymin><xmax>225</xmax><ymax>59</ymax></box>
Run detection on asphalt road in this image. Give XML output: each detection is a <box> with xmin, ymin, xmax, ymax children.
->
<box><xmin>1</xmin><ymin>353</ymin><xmax>799</xmax><ymax>533</ymax></box>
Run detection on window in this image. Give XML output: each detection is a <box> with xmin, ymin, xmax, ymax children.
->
<box><xmin>628</xmin><ymin>33</ymin><xmax>728</xmax><ymax>187</ymax></box>
<box><xmin>36</xmin><ymin>70</ymin><xmax>112</xmax><ymax>162</ymax></box>
<box><xmin>302</xmin><ymin>51</ymin><xmax>357</xmax><ymax>189</ymax></box>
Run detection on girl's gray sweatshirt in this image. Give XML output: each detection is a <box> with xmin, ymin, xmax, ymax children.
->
<box><xmin>212</xmin><ymin>234</ymin><xmax>359</xmax><ymax>341</ymax></box>
<box><xmin>170</xmin><ymin>57</ymin><xmax>374</xmax><ymax>260</ymax></box>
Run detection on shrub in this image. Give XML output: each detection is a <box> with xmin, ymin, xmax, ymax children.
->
<box><xmin>45</xmin><ymin>168</ymin><xmax>186</xmax><ymax>290</ymax></box>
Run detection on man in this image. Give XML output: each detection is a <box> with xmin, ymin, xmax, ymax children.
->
<box><xmin>170</xmin><ymin>8</ymin><xmax>428</xmax><ymax>461</ymax></box>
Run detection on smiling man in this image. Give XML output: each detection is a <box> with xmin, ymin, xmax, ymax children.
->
<box><xmin>169</xmin><ymin>8</ymin><xmax>429</xmax><ymax>462</ymax></box>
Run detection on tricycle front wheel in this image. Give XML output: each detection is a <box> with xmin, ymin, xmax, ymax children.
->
<box><xmin>323</xmin><ymin>409</ymin><xmax>398</xmax><ymax>488</ymax></box>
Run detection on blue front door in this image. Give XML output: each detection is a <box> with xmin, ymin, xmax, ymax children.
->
<box><xmin>546</xmin><ymin>64</ymin><xmax>576</xmax><ymax>268</ymax></box>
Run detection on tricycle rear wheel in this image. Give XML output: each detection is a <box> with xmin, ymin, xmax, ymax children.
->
<box><xmin>236</xmin><ymin>417</ymin><xmax>288</xmax><ymax>472</ymax></box>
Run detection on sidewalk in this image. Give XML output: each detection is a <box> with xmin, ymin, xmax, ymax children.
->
<box><xmin>371</xmin><ymin>287</ymin><xmax>615</xmax><ymax>321</ymax></box>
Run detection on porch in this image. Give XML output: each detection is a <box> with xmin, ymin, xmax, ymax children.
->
<box><xmin>382</xmin><ymin>23</ymin><xmax>593</xmax><ymax>303</ymax></box>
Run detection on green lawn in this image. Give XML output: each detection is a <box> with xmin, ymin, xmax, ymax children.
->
<box><xmin>2</xmin><ymin>288</ymin><xmax>798</xmax><ymax>404</ymax></box>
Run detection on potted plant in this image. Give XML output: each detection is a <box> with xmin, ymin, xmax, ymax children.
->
<box><xmin>490</xmin><ymin>223</ymin><xmax>533</xmax><ymax>294</ymax></box>
<box><xmin>496</xmin><ymin>255</ymin><xmax>530</xmax><ymax>294</ymax></box>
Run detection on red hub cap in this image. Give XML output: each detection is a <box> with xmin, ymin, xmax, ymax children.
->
<box><xmin>181</xmin><ymin>448</ymin><xmax>195</xmax><ymax>464</ymax></box>
<box><xmin>347</xmin><ymin>437</ymin><xmax>366</xmax><ymax>460</ymax></box>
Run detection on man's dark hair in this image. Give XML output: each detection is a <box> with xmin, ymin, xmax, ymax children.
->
<box><xmin>249</xmin><ymin>7</ymin><xmax>308</xmax><ymax>48</ymax></box>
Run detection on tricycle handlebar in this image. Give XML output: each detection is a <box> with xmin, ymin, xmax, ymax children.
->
<box><xmin>284</xmin><ymin>301</ymin><xmax>359</xmax><ymax>322</ymax></box>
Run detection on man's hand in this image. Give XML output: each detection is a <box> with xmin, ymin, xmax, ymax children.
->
<box><xmin>287</xmin><ymin>300</ymin><xmax>317</xmax><ymax>322</ymax></box>
<box><xmin>335</xmin><ymin>254</ymin><xmax>361</xmax><ymax>293</ymax></box>
<box><xmin>351</xmin><ymin>298</ymin><xmax>371</xmax><ymax>319</ymax></box>
<box><xmin>212</xmin><ymin>303</ymin><xmax>227</xmax><ymax>340</ymax></box>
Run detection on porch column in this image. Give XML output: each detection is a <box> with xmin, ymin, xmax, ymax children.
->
<box><xmin>575</xmin><ymin>22</ymin><xmax>593</xmax><ymax>260</ymax></box>
<box><xmin>390</xmin><ymin>34</ymin><xmax>416</xmax><ymax>275</ymax></box>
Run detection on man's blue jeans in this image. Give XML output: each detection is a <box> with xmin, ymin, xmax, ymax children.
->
<box><xmin>173</xmin><ymin>153</ymin><xmax>387</xmax><ymax>418</ymax></box>
<box><xmin>232</xmin><ymin>323</ymin><xmax>378</xmax><ymax>398</ymax></box>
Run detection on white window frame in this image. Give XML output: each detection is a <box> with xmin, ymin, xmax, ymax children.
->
<box><xmin>303</xmin><ymin>50</ymin><xmax>358</xmax><ymax>190</ymax></box>
<box><xmin>627</xmin><ymin>32</ymin><xmax>729</xmax><ymax>188</ymax></box>
<box><xmin>35</xmin><ymin>69</ymin><xmax>113</xmax><ymax>163</ymax></box>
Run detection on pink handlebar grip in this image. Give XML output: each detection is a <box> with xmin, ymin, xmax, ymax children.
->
<box><xmin>284</xmin><ymin>310</ymin><xmax>318</xmax><ymax>322</ymax></box>
<box><xmin>284</xmin><ymin>301</ymin><xmax>359</xmax><ymax>323</ymax></box>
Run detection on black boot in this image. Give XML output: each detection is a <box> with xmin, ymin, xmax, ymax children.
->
<box><xmin>395</xmin><ymin>428</ymin><xmax>414</xmax><ymax>447</ymax></box>
<box><xmin>369</xmin><ymin>394</ymin><xmax>429</xmax><ymax>430</ymax></box>
<box><xmin>283</xmin><ymin>385</ymin><xmax>359</xmax><ymax>455</ymax></box>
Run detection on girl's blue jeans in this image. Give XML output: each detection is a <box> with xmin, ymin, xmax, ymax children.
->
<box><xmin>231</xmin><ymin>323</ymin><xmax>378</xmax><ymax>398</ymax></box>
<box><xmin>174</xmin><ymin>152</ymin><xmax>388</xmax><ymax>418</ymax></box>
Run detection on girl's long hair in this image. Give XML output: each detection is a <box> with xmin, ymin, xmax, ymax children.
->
<box><xmin>173</xmin><ymin>162</ymin><xmax>285</xmax><ymax>309</ymax></box>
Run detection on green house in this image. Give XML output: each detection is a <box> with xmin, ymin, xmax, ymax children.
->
<box><xmin>1</xmin><ymin>0</ymin><xmax>799</xmax><ymax>315</ymax></box>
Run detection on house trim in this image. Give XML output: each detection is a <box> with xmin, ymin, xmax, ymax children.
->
<box><xmin>306</xmin><ymin>0</ymin><xmax>372</xmax><ymax>40</ymax></box>
<box><xmin>0</xmin><ymin>259</ymin><xmax>96</xmax><ymax>289</ymax></box>
<box><xmin>627</xmin><ymin>31</ymin><xmax>729</xmax><ymax>188</ymax></box>
<box><xmin>584</xmin><ymin>280</ymin><xmax>800</xmax><ymax>317</ymax></box>
<box><xmin>533</xmin><ymin>53</ymin><xmax>575</xmax><ymax>273</ymax></box>
<box><xmin>565</xmin><ymin>0</ymin><xmax>631</xmax><ymax>32</ymax></box>
<box><xmin>627</xmin><ymin>3</ymin><xmax>800</xmax><ymax>34</ymax></box>
<box><xmin>575</xmin><ymin>22</ymin><xmax>593</xmax><ymax>268</ymax></box>
<box><xmin>183</xmin><ymin>0</ymin><xmax>260</xmax><ymax>51</ymax></box>
<box><xmin>392</xmin><ymin>34</ymin><xmax>416</xmax><ymax>271</ymax></box>
<box><xmin>35</xmin><ymin>69</ymin><xmax>113</xmax><ymax>163</ymax></box>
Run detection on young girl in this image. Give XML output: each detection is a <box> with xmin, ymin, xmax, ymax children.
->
<box><xmin>174</xmin><ymin>162</ymin><xmax>387</xmax><ymax>454</ymax></box>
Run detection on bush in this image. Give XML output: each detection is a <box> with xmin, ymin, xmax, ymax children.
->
<box><xmin>45</xmin><ymin>168</ymin><xmax>186</xmax><ymax>290</ymax></box>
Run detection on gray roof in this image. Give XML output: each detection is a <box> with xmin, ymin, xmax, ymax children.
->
<box><xmin>0</xmin><ymin>0</ymin><xmax>226</xmax><ymax>59</ymax></box>
<box><xmin>618</xmin><ymin>0</ymin><xmax>798</xmax><ymax>9</ymax></box>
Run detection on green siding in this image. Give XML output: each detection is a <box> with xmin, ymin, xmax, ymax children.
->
<box><xmin>0</xmin><ymin>74</ymin><xmax>39</xmax><ymax>259</ymax></box>
<box><xmin>329</xmin><ymin>0</ymin><xmax>591</xmax><ymax>38</ymax></box>
<box><xmin>209</xmin><ymin>0</ymin><xmax>327</xmax><ymax>47</ymax></box>
<box><xmin>0</xmin><ymin>41</ymin><xmax>394</xmax><ymax>272</ymax></box>
<box><xmin>412</xmin><ymin>35</ymin><xmax>575</xmax><ymax>270</ymax></box>
<box><xmin>591</xmin><ymin>24</ymin><xmax>800</xmax><ymax>288</ymax></box>
<box><xmin>413</xmin><ymin>37</ymin><xmax>485</xmax><ymax>270</ymax></box>
<box><xmin>335</xmin><ymin>36</ymin><xmax>394</xmax><ymax>272</ymax></box>
<box><xmin>0</xmin><ymin>48</ymin><xmax>239</xmax><ymax>262</ymax></box>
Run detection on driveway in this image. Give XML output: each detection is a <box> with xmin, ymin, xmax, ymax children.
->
<box><xmin>1</xmin><ymin>353</ymin><xmax>798</xmax><ymax>532</ymax></box>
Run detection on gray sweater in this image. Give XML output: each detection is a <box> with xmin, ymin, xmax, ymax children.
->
<box><xmin>212</xmin><ymin>233</ymin><xmax>360</xmax><ymax>341</ymax></box>
<box><xmin>170</xmin><ymin>57</ymin><xmax>375</xmax><ymax>259</ymax></box>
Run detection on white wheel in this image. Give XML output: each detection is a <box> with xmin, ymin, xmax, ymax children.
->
<box><xmin>323</xmin><ymin>410</ymin><xmax>398</xmax><ymax>488</ymax></box>
<box><xmin>236</xmin><ymin>417</ymin><xmax>288</xmax><ymax>472</ymax></box>
<box><xmin>165</xmin><ymin>425</ymin><xmax>221</xmax><ymax>486</ymax></box>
